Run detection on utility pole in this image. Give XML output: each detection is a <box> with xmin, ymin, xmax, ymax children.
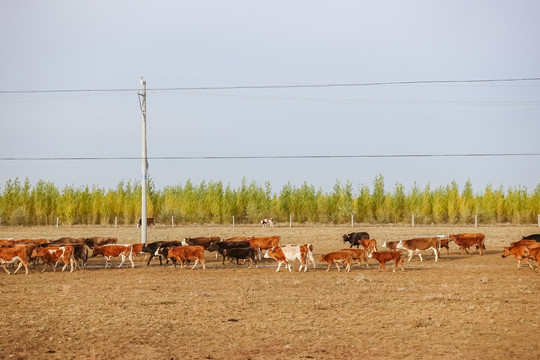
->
<box><xmin>138</xmin><ymin>77</ymin><xmax>148</xmax><ymax>244</ymax></box>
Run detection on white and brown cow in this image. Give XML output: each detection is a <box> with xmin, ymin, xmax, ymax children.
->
<box><xmin>91</xmin><ymin>244</ymin><xmax>134</xmax><ymax>268</ymax></box>
<box><xmin>31</xmin><ymin>246</ymin><xmax>76</xmax><ymax>273</ymax></box>
<box><xmin>396</xmin><ymin>237</ymin><xmax>440</xmax><ymax>262</ymax></box>
<box><xmin>263</xmin><ymin>244</ymin><xmax>314</xmax><ymax>272</ymax></box>
<box><xmin>0</xmin><ymin>245</ymin><xmax>30</xmax><ymax>275</ymax></box>
<box><xmin>261</xmin><ymin>218</ymin><xmax>275</xmax><ymax>227</ymax></box>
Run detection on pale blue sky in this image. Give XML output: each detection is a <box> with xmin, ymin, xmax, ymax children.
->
<box><xmin>1</xmin><ymin>0</ymin><xmax>539</xmax><ymax>194</ymax></box>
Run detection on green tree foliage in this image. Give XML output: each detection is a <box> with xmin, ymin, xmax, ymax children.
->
<box><xmin>0</xmin><ymin>177</ymin><xmax>538</xmax><ymax>226</ymax></box>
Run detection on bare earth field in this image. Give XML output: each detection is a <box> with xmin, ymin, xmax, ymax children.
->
<box><xmin>1</xmin><ymin>224</ymin><xmax>539</xmax><ymax>360</ymax></box>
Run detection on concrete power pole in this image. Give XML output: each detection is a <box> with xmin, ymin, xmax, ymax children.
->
<box><xmin>138</xmin><ymin>77</ymin><xmax>148</xmax><ymax>244</ymax></box>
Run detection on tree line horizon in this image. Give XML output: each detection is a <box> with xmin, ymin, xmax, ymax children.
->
<box><xmin>0</xmin><ymin>175</ymin><xmax>538</xmax><ymax>226</ymax></box>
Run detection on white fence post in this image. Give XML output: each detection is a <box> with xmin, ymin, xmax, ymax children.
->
<box><xmin>290</xmin><ymin>214</ymin><xmax>292</xmax><ymax>228</ymax></box>
<box><xmin>475</xmin><ymin>214</ymin><xmax>478</xmax><ymax>228</ymax></box>
<box><xmin>538</xmin><ymin>214</ymin><xmax>539</xmax><ymax>227</ymax></box>
<box><xmin>351</xmin><ymin>215</ymin><xmax>354</xmax><ymax>228</ymax></box>
<box><xmin>412</xmin><ymin>214</ymin><xmax>415</xmax><ymax>228</ymax></box>
<box><xmin>56</xmin><ymin>217</ymin><xmax>59</xmax><ymax>228</ymax></box>
<box><xmin>233</xmin><ymin>216</ymin><xmax>235</xmax><ymax>228</ymax></box>
<box><xmin>172</xmin><ymin>216</ymin><xmax>174</xmax><ymax>227</ymax></box>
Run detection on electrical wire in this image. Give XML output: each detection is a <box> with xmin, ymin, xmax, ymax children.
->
<box><xmin>1</xmin><ymin>77</ymin><xmax>540</xmax><ymax>94</ymax></box>
<box><xmin>1</xmin><ymin>153</ymin><xmax>539</xmax><ymax>161</ymax></box>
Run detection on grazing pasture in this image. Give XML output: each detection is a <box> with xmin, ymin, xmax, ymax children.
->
<box><xmin>1</xmin><ymin>224</ymin><xmax>539</xmax><ymax>359</ymax></box>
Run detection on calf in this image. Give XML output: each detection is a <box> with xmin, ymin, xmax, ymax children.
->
<box><xmin>397</xmin><ymin>237</ymin><xmax>440</xmax><ymax>262</ymax></box>
<box><xmin>338</xmin><ymin>248</ymin><xmax>369</xmax><ymax>268</ymax></box>
<box><xmin>261</xmin><ymin>218</ymin><xmax>275</xmax><ymax>227</ymax></box>
<box><xmin>0</xmin><ymin>245</ymin><xmax>29</xmax><ymax>275</ymax></box>
<box><xmin>448</xmin><ymin>233</ymin><xmax>485</xmax><ymax>255</ymax></box>
<box><xmin>181</xmin><ymin>236</ymin><xmax>221</xmax><ymax>249</ymax></box>
<box><xmin>92</xmin><ymin>244</ymin><xmax>134</xmax><ymax>268</ymax></box>
<box><xmin>368</xmin><ymin>251</ymin><xmax>404</xmax><ymax>272</ymax></box>
<box><xmin>207</xmin><ymin>241</ymin><xmax>251</xmax><ymax>264</ymax></box>
<box><xmin>31</xmin><ymin>246</ymin><xmax>75</xmax><ymax>272</ymax></box>
<box><xmin>342</xmin><ymin>232</ymin><xmax>370</xmax><ymax>249</ymax></box>
<box><xmin>501</xmin><ymin>245</ymin><xmax>533</xmax><ymax>270</ymax></box>
<box><xmin>320</xmin><ymin>251</ymin><xmax>352</xmax><ymax>272</ymax></box>
<box><xmin>222</xmin><ymin>247</ymin><xmax>257</xmax><ymax>268</ymax></box>
<box><xmin>264</xmin><ymin>247</ymin><xmax>291</xmax><ymax>272</ymax></box>
<box><xmin>141</xmin><ymin>241</ymin><xmax>183</xmax><ymax>266</ymax></box>
<box><xmin>164</xmin><ymin>246</ymin><xmax>206</xmax><ymax>270</ymax></box>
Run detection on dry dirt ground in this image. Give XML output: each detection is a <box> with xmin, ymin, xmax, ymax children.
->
<box><xmin>1</xmin><ymin>224</ymin><xmax>539</xmax><ymax>360</ymax></box>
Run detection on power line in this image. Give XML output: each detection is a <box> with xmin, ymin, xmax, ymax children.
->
<box><xmin>1</xmin><ymin>77</ymin><xmax>540</xmax><ymax>94</ymax></box>
<box><xmin>1</xmin><ymin>153</ymin><xmax>539</xmax><ymax>161</ymax></box>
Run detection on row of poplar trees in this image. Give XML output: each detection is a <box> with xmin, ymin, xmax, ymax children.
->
<box><xmin>0</xmin><ymin>175</ymin><xmax>538</xmax><ymax>226</ymax></box>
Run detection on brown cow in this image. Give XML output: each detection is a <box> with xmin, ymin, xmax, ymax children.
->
<box><xmin>31</xmin><ymin>246</ymin><xmax>75</xmax><ymax>272</ymax></box>
<box><xmin>84</xmin><ymin>237</ymin><xmax>118</xmax><ymax>249</ymax></box>
<box><xmin>182</xmin><ymin>236</ymin><xmax>221</xmax><ymax>249</ymax></box>
<box><xmin>320</xmin><ymin>251</ymin><xmax>352</xmax><ymax>272</ymax></box>
<box><xmin>164</xmin><ymin>246</ymin><xmax>205</xmax><ymax>269</ymax></box>
<box><xmin>448</xmin><ymin>233</ymin><xmax>485</xmax><ymax>255</ymax></box>
<box><xmin>338</xmin><ymin>248</ymin><xmax>369</xmax><ymax>268</ymax></box>
<box><xmin>50</xmin><ymin>237</ymin><xmax>86</xmax><ymax>245</ymax></box>
<box><xmin>92</xmin><ymin>244</ymin><xmax>134</xmax><ymax>268</ymax></box>
<box><xmin>0</xmin><ymin>246</ymin><xmax>30</xmax><ymax>275</ymax></box>
<box><xmin>249</xmin><ymin>236</ymin><xmax>281</xmax><ymax>259</ymax></box>
<box><xmin>527</xmin><ymin>247</ymin><xmax>540</xmax><ymax>271</ymax></box>
<box><xmin>501</xmin><ymin>245</ymin><xmax>533</xmax><ymax>270</ymax></box>
<box><xmin>368</xmin><ymin>251</ymin><xmax>404</xmax><ymax>272</ymax></box>
<box><xmin>397</xmin><ymin>237</ymin><xmax>440</xmax><ymax>262</ymax></box>
<box><xmin>137</xmin><ymin>217</ymin><xmax>156</xmax><ymax>228</ymax></box>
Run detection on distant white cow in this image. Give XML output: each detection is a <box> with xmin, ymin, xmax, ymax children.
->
<box><xmin>261</xmin><ymin>218</ymin><xmax>275</xmax><ymax>227</ymax></box>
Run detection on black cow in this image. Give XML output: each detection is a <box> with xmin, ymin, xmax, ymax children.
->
<box><xmin>40</xmin><ymin>242</ymin><xmax>89</xmax><ymax>268</ymax></box>
<box><xmin>522</xmin><ymin>234</ymin><xmax>540</xmax><ymax>242</ymax></box>
<box><xmin>222</xmin><ymin>247</ymin><xmax>257</xmax><ymax>268</ymax></box>
<box><xmin>141</xmin><ymin>241</ymin><xmax>183</xmax><ymax>265</ymax></box>
<box><xmin>208</xmin><ymin>241</ymin><xmax>251</xmax><ymax>264</ymax></box>
<box><xmin>342</xmin><ymin>232</ymin><xmax>370</xmax><ymax>248</ymax></box>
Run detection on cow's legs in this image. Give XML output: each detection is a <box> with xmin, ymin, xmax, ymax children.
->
<box><xmin>345</xmin><ymin>261</ymin><xmax>351</xmax><ymax>272</ymax></box>
<box><xmin>417</xmin><ymin>252</ymin><xmax>424</xmax><ymax>262</ymax></box>
<box><xmin>61</xmin><ymin>258</ymin><xmax>69</xmax><ymax>272</ymax></box>
<box><xmin>128</xmin><ymin>252</ymin><xmax>134</xmax><ymax>268</ymax></box>
<box><xmin>2</xmin><ymin>264</ymin><xmax>11</xmax><ymax>275</ymax></box>
<box><xmin>13</xmin><ymin>261</ymin><xmax>25</xmax><ymax>275</ymax></box>
<box><xmin>335</xmin><ymin>262</ymin><xmax>341</xmax><ymax>272</ymax></box>
<box><xmin>407</xmin><ymin>251</ymin><xmax>413</xmax><ymax>262</ymax></box>
<box><xmin>117</xmin><ymin>254</ymin><xmax>126</xmax><ymax>268</ymax></box>
<box><xmin>190</xmin><ymin>258</ymin><xmax>199</xmax><ymax>270</ymax></box>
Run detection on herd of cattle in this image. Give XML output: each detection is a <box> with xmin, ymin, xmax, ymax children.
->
<box><xmin>1</xmin><ymin>232</ymin><xmax>540</xmax><ymax>275</ymax></box>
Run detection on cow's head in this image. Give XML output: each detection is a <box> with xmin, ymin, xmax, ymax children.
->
<box><xmin>395</xmin><ymin>240</ymin><xmax>405</xmax><ymax>250</ymax></box>
<box><xmin>207</xmin><ymin>243</ymin><xmax>219</xmax><ymax>253</ymax></box>
<box><xmin>501</xmin><ymin>247</ymin><xmax>510</xmax><ymax>258</ymax></box>
<box><xmin>342</xmin><ymin>234</ymin><xmax>350</xmax><ymax>243</ymax></box>
<box><xmin>447</xmin><ymin>235</ymin><xmax>457</xmax><ymax>242</ymax></box>
<box><xmin>367</xmin><ymin>250</ymin><xmax>374</xmax><ymax>259</ymax></box>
